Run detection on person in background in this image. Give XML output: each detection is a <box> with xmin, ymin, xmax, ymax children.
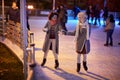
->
<box><xmin>58</xmin><ymin>5</ymin><xmax>68</xmax><ymax>35</ymax></box>
<box><xmin>103</xmin><ymin>7</ymin><xmax>108</xmax><ymax>25</ymax></box>
<box><xmin>26</xmin><ymin>9</ymin><xmax>30</xmax><ymax>30</ymax></box>
<box><xmin>104</xmin><ymin>14</ymin><xmax>115</xmax><ymax>46</ymax></box>
<box><xmin>41</xmin><ymin>12</ymin><xmax>62</xmax><ymax>69</ymax></box>
<box><xmin>90</xmin><ymin>5</ymin><xmax>95</xmax><ymax>24</ymax></box>
<box><xmin>86</xmin><ymin>5</ymin><xmax>94</xmax><ymax>24</ymax></box>
<box><xmin>118</xmin><ymin>17</ymin><xmax>120</xmax><ymax>45</ymax></box>
<box><xmin>6</xmin><ymin>2</ymin><xmax>20</xmax><ymax>23</ymax></box>
<box><xmin>75</xmin><ymin>12</ymin><xmax>91</xmax><ymax>72</ymax></box>
<box><xmin>94</xmin><ymin>5</ymin><xmax>101</xmax><ymax>25</ymax></box>
<box><xmin>86</xmin><ymin>5</ymin><xmax>91</xmax><ymax>23</ymax></box>
<box><xmin>56</xmin><ymin>6</ymin><xmax>61</xmax><ymax>14</ymax></box>
<box><xmin>118</xmin><ymin>17</ymin><xmax>120</xmax><ymax>25</ymax></box>
<box><xmin>73</xmin><ymin>6</ymin><xmax>81</xmax><ymax>19</ymax></box>
<box><xmin>16</xmin><ymin>0</ymin><xmax>30</xmax><ymax>30</ymax></box>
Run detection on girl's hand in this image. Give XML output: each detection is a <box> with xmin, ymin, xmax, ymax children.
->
<box><xmin>43</xmin><ymin>28</ymin><xmax>48</xmax><ymax>32</ymax></box>
<box><xmin>58</xmin><ymin>31</ymin><xmax>62</xmax><ymax>35</ymax></box>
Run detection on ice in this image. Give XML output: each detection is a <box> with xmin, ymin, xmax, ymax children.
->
<box><xmin>28</xmin><ymin>16</ymin><xmax>120</xmax><ymax>80</ymax></box>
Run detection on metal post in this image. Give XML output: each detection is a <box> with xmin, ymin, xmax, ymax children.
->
<box><xmin>31</xmin><ymin>44</ymin><xmax>35</xmax><ymax>64</ymax></box>
<box><xmin>20</xmin><ymin>0</ymin><xmax>28</xmax><ymax>79</ymax></box>
<box><xmin>30</xmin><ymin>32</ymin><xmax>34</xmax><ymax>43</ymax></box>
<box><xmin>29</xmin><ymin>43</ymin><xmax>36</xmax><ymax>67</ymax></box>
<box><xmin>104</xmin><ymin>0</ymin><xmax>107</xmax><ymax>7</ymax></box>
<box><xmin>2</xmin><ymin>0</ymin><xmax>5</xmax><ymax>37</ymax></box>
<box><xmin>53</xmin><ymin>0</ymin><xmax>55</xmax><ymax>10</ymax></box>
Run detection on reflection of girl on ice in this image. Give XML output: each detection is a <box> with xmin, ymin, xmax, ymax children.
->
<box><xmin>75</xmin><ymin>12</ymin><xmax>91</xmax><ymax>72</ymax></box>
<box><xmin>41</xmin><ymin>12</ymin><xmax>62</xmax><ymax>69</ymax></box>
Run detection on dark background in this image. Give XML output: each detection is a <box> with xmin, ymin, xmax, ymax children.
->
<box><xmin>0</xmin><ymin>0</ymin><xmax>120</xmax><ymax>11</ymax></box>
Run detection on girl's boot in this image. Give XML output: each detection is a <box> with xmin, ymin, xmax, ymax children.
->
<box><xmin>77</xmin><ymin>63</ymin><xmax>81</xmax><ymax>72</ymax></box>
<box><xmin>55</xmin><ymin>60</ymin><xmax>59</xmax><ymax>69</ymax></box>
<box><xmin>83</xmin><ymin>61</ymin><xmax>88</xmax><ymax>71</ymax></box>
<box><xmin>41</xmin><ymin>58</ymin><xmax>46</xmax><ymax>66</ymax></box>
<box><xmin>110</xmin><ymin>41</ymin><xmax>113</xmax><ymax>46</ymax></box>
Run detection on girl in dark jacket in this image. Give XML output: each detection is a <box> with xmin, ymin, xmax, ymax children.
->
<box><xmin>6</xmin><ymin>2</ymin><xmax>20</xmax><ymax>22</ymax></box>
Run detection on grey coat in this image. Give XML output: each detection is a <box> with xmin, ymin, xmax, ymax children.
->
<box><xmin>42</xmin><ymin>21</ymin><xmax>61</xmax><ymax>54</ymax></box>
<box><xmin>75</xmin><ymin>22</ymin><xmax>90</xmax><ymax>54</ymax></box>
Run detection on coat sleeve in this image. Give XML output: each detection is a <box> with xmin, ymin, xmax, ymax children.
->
<box><xmin>86</xmin><ymin>23</ymin><xmax>90</xmax><ymax>40</ymax></box>
<box><xmin>58</xmin><ymin>24</ymin><xmax>62</xmax><ymax>31</ymax></box>
<box><xmin>75</xmin><ymin>22</ymin><xmax>79</xmax><ymax>41</ymax></box>
<box><xmin>43</xmin><ymin>21</ymin><xmax>49</xmax><ymax>32</ymax></box>
<box><xmin>58</xmin><ymin>24</ymin><xmax>64</xmax><ymax>34</ymax></box>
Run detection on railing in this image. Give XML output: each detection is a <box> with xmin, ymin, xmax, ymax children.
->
<box><xmin>5</xmin><ymin>20</ymin><xmax>23</xmax><ymax>48</ymax></box>
<box><xmin>0</xmin><ymin>20</ymin><xmax>2</xmax><ymax>36</ymax></box>
<box><xmin>26</xmin><ymin>31</ymin><xmax>36</xmax><ymax>67</ymax></box>
<box><xmin>0</xmin><ymin>20</ymin><xmax>36</xmax><ymax>79</ymax></box>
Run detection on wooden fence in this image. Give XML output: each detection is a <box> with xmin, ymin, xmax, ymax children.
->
<box><xmin>0</xmin><ymin>21</ymin><xmax>3</xmax><ymax>36</ymax></box>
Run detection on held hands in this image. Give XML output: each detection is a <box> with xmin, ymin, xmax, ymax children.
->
<box><xmin>74</xmin><ymin>38</ymin><xmax>77</xmax><ymax>42</ymax></box>
<box><xmin>58</xmin><ymin>31</ymin><xmax>62</xmax><ymax>35</ymax></box>
<box><xmin>58</xmin><ymin>29</ymin><xmax>65</xmax><ymax>35</ymax></box>
<box><xmin>43</xmin><ymin>28</ymin><xmax>48</xmax><ymax>32</ymax></box>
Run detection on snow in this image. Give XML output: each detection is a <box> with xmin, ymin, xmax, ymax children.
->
<box><xmin>28</xmin><ymin>16</ymin><xmax>120</xmax><ymax>80</ymax></box>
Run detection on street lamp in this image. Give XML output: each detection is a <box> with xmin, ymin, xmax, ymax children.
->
<box><xmin>27</xmin><ymin>5</ymin><xmax>34</xmax><ymax>10</ymax></box>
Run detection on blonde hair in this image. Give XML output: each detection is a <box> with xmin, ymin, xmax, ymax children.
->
<box><xmin>77</xmin><ymin>12</ymin><xmax>87</xmax><ymax>33</ymax></box>
<box><xmin>77</xmin><ymin>12</ymin><xmax>87</xmax><ymax>19</ymax></box>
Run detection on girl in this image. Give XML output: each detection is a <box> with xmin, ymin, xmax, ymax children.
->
<box><xmin>41</xmin><ymin>12</ymin><xmax>62</xmax><ymax>69</ymax></box>
<box><xmin>75</xmin><ymin>12</ymin><xmax>91</xmax><ymax>72</ymax></box>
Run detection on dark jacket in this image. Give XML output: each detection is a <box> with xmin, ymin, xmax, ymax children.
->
<box><xmin>6</xmin><ymin>7</ymin><xmax>20</xmax><ymax>22</ymax></box>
